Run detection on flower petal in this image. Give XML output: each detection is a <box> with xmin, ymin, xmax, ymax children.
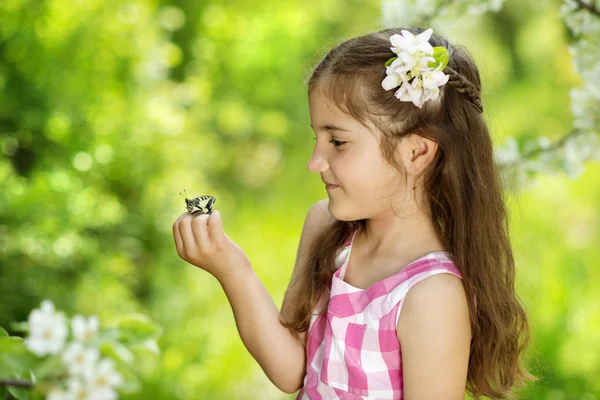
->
<box><xmin>389</xmin><ymin>34</ymin><xmax>410</xmax><ymax>52</ymax></box>
<box><xmin>400</xmin><ymin>30</ymin><xmax>415</xmax><ymax>42</ymax></box>
<box><xmin>382</xmin><ymin>74</ymin><xmax>400</xmax><ymax>90</ymax></box>
<box><xmin>417</xmin><ymin>28</ymin><xmax>433</xmax><ymax>43</ymax></box>
<box><xmin>41</xmin><ymin>300</ymin><xmax>55</xmax><ymax>314</ymax></box>
<box><xmin>418</xmin><ymin>41</ymin><xmax>434</xmax><ymax>55</ymax></box>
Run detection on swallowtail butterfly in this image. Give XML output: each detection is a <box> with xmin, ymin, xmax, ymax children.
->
<box><xmin>181</xmin><ymin>190</ymin><xmax>216</xmax><ymax>216</ymax></box>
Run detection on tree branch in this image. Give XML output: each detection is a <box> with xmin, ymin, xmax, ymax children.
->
<box><xmin>0</xmin><ymin>379</ymin><xmax>33</xmax><ymax>388</ymax></box>
<box><xmin>498</xmin><ymin>129</ymin><xmax>585</xmax><ymax>170</ymax></box>
<box><xmin>574</xmin><ymin>0</ymin><xmax>600</xmax><ymax>17</ymax></box>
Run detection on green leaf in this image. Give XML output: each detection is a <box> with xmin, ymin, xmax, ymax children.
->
<box><xmin>10</xmin><ymin>322</ymin><xmax>29</xmax><ymax>333</ymax></box>
<box><xmin>7</xmin><ymin>386</ymin><xmax>30</xmax><ymax>400</ymax></box>
<box><xmin>114</xmin><ymin>314</ymin><xmax>162</xmax><ymax>345</ymax></box>
<box><xmin>32</xmin><ymin>356</ymin><xmax>64</xmax><ymax>380</ymax></box>
<box><xmin>100</xmin><ymin>342</ymin><xmax>134</xmax><ymax>365</ymax></box>
<box><xmin>0</xmin><ymin>327</ymin><xmax>8</xmax><ymax>338</ymax></box>
<box><xmin>428</xmin><ymin>46</ymin><xmax>449</xmax><ymax>70</ymax></box>
<box><xmin>115</xmin><ymin>365</ymin><xmax>141</xmax><ymax>394</ymax></box>
<box><xmin>136</xmin><ymin>339</ymin><xmax>160</xmax><ymax>355</ymax></box>
<box><xmin>0</xmin><ymin>337</ymin><xmax>39</xmax><ymax>379</ymax></box>
<box><xmin>384</xmin><ymin>56</ymin><xmax>397</xmax><ymax>67</ymax></box>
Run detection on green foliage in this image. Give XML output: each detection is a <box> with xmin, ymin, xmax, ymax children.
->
<box><xmin>8</xmin><ymin>386</ymin><xmax>30</xmax><ymax>400</ymax></box>
<box><xmin>0</xmin><ymin>307</ymin><xmax>162</xmax><ymax>398</ymax></box>
<box><xmin>429</xmin><ymin>46</ymin><xmax>449</xmax><ymax>70</ymax></box>
<box><xmin>0</xmin><ymin>336</ymin><xmax>38</xmax><ymax>379</ymax></box>
<box><xmin>113</xmin><ymin>314</ymin><xmax>163</xmax><ymax>345</ymax></box>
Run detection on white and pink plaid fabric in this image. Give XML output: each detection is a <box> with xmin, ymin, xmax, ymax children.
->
<box><xmin>296</xmin><ymin>229</ymin><xmax>463</xmax><ymax>400</ymax></box>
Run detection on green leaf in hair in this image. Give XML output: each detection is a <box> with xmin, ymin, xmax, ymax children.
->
<box><xmin>385</xmin><ymin>56</ymin><xmax>397</xmax><ymax>67</ymax></box>
<box><xmin>427</xmin><ymin>47</ymin><xmax>449</xmax><ymax>70</ymax></box>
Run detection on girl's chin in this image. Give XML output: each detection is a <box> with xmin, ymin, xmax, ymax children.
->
<box><xmin>327</xmin><ymin>202</ymin><xmax>356</xmax><ymax>222</ymax></box>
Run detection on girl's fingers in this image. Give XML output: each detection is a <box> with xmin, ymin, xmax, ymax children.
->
<box><xmin>179</xmin><ymin>214</ymin><xmax>196</xmax><ymax>255</ymax></box>
<box><xmin>207</xmin><ymin>210</ymin><xmax>223</xmax><ymax>247</ymax></box>
<box><xmin>192</xmin><ymin>213</ymin><xmax>210</xmax><ymax>251</ymax></box>
<box><xmin>173</xmin><ymin>214</ymin><xmax>186</xmax><ymax>256</ymax></box>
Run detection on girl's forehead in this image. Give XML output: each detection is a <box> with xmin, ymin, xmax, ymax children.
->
<box><xmin>309</xmin><ymin>92</ymin><xmax>359</xmax><ymax>130</ymax></box>
<box><xmin>309</xmin><ymin>99</ymin><xmax>380</xmax><ymax>141</ymax></box>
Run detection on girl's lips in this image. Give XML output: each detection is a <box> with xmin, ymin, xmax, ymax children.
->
<box><xmin>326</xmin><ymin>184</ymin><xmax>340</xmax><ymax>190</ymax></box>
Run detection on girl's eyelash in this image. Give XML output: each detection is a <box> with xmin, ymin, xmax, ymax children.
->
<box><xmin>313</xmin><ymin>138</ymin><xmax>347</xmax><ymax>148</ymax></box>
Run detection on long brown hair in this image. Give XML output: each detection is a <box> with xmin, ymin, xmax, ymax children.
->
<box><xmin>280</xmin><ymin>27</ymin><xmax>539</xmax><ymax>399</ymax></box>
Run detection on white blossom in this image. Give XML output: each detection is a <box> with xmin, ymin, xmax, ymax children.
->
<box><xmin>494</xmin><ymin>136</ymin><xmax>520</xmax><ymax>166</ymax></box>
<box><xmin>47</xmin><ymin>387</ymin><xmax>74</xmax><ymax>400</ymax></box>
<box><xmin>71</xmin><ymin>315</ymin><xmax>99</xmax><ymax>343</ymax></box>
<box><xmin>382</xmin><ymin>28</ymin><xmax>449</xmax><ymax>108</ymax></box>
<box><xmin>422</xmin><ymin>69</ymin><xmax>450</xmax><ymax>98</ymax></box>
<box><xmin>467</xmin><ymin>0</ymin><xmax>506</xmax><ymax>15</ymax></box>
<box><xmin>61</xmin><ymin>342</ymin><xmax>100</xmax><ymax>377</ymax></box>
<box><xmin>25</xmin><ymin>300</ymin><xmax>68</xmax><ymax>356</ymax></box>
<box><xmin>64</xmin><ymin>378</ymin><xmax>96</xmax><ymax>400</ymax></box>
<box><xmin>83</xmin><ymin>358</ymin><xmax>123</xmax><ymax>399</ymax></box>
<box><xmin>389</xmin><ymin>28</ymin><xmax>434</xmax><ymax>55</ymax></box>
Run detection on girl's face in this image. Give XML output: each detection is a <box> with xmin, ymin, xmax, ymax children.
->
<box><xmin>307</xmin><ymin>90</ymin><xmax>407</xmax><ymax>221</ymax></box>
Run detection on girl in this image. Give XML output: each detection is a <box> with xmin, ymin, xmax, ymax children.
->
<box><xmin>173</xmin><ymin>26</ymin><xmax>538</xmax><ymax>399</ymax></box>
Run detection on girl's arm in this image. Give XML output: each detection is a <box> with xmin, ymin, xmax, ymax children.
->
<box><xmin>218</xmin><ymin>198</ymin><xmax>332</xmax><ymax>394</ymax></box>
<box><xmin>218</xmin><ymin>266</ymin><xmax>305</xmax><ymax>394</ymax></box>
<box><xmin>397</xmin><ymin>273</ymin><xmax>472</xmax><ymax>400</ymax></box>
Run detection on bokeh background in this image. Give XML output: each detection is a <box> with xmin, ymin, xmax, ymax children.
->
<box><xmin>1</xmin><ymin>0</ymin><xmax>599</xmax><ymax>398</ymax></box>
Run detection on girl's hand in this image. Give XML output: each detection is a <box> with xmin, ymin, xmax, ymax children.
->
<box><xmin>172</xmin><ymin>210</ymin><xmax>251</xmax><ymax>282</ymax></box>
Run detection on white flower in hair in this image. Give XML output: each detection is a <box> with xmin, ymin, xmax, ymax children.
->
<box><xmin>381</xmin><ymin>28</ymin><xmax>450</xmax><ymax>108</ymax></box>
<box><xmin>421</xmin><ymin>68</ymin><xmax>450</xmax><ymax>101</ymax></box>
<box><xmin>390</xmin><ymin>28</ymin><xmax>434</xmax><ymax>55</ymax></box>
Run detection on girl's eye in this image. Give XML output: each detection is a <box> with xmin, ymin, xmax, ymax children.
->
<box><xmin>312</xmin><ymin>138</ymin><xmax>346</xmax><ymax>148</ymax></box>
<box><xmin>328</xmin><ymin>138</ymin><xmax>346</xmax><ymax>147</ymax></box>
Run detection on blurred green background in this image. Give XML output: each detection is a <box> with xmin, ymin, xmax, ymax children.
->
<box><xmin>1</xmin><ymin>0</ymin><xmax>599</xmax><ymax>398</ymax></box>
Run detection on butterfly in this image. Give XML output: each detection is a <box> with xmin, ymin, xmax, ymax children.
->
<box><xmin>180</xmin><ymin>190</ymin><xmax>216</xmax><ymax>216</ymax></box>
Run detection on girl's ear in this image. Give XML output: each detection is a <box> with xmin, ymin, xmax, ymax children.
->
<box><xmin>405</xmin><ymin>135</ymin><xmax>438</xmax><ymax>174</ymax></box>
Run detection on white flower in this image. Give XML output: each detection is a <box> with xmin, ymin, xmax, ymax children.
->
<box><xmin>384</xmin><ymin>51</ymin><xmax>435</xmax><ymax>84</ymax></box>
<box><xmin>64</xmin><ymin>378</ymin><xmax>96</xmax><ymax>400</ymax></box>
<box><xmin>71</xmin><ymin>315</ymin><xmax>99</xmax><ymax>343</ymax></box>
<box><xmin>25</xmin><ymin>300</ymin><xmax>68</xmax><ymax>356</ymax></box>
<box><xmin>58</xmin><ymin>375</ymin><xmax>119</xmax><ymax>400</ymax></box>
<box><xmin>83</xmin><ymin>358</ymin><xmax>123</xmax><ymax>397</ymax></box>
<box><xmin>394</xmin><ymin>78</ymin><xmax>424</xmax><ymax>108</ymax></box>
<box><xmin>422</xmin><ymin>68</ymin><xmax>449</xmax><ymax>90</ymax></box>
<box><xmin>385</xmin><ymin>52</ymin><xmax>415</xmax><ymax>78</ymax></box>
<box><xmin>47</xmin><ymin>387</ymin><xmax>74</xmax><ymax>400</ymax></box>
<box><xmin>61</xmin><ymin>342</ymin><xmax>100</xmax><ymax>376</ymax></box>
<box><xmin>421</xmin><ymin>68</ymin><xmax>450</xmax><ymax>102</ymax></box>
<box><xmin>382</xmin><ymin>28</ymin><xmax>450</xmax><ymax>108</ymax></box>
<box><xmin>389</xmin><ymin>28</ymin><xmax>434</xmax><ymax>55</ymax></box>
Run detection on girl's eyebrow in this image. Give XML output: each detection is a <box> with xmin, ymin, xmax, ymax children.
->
<box><xmin>310</xmin><ymin>124</ymin><xmax>352</xmax><ymax>132</ymax></box>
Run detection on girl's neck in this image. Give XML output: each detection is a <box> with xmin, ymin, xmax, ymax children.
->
<box><xmin>359</xmin><ymin>214</ymin><xmax>445</xmax><ymax>258</ymax></box>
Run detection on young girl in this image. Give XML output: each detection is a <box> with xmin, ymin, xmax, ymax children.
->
<box><xmin>173</xmin><ymin>26</ymin><xmax>538</xmax><ymax>399</ymax></box>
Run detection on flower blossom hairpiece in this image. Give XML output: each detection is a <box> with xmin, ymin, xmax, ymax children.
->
<box><xmin>381</xmin><ymin>28</ymin><xmax>450</xmax><ymax>108</ymax></box>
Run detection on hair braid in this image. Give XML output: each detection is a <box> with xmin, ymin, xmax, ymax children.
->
<box><xmin>445</xmin><ymin>66</ymin><xmax>484</xmax><ymax>113</ymax></box>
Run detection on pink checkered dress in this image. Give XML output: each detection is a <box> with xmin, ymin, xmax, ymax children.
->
<box><xmin>295</xmin><ymin>229</ymin><xmax>463</xmax><ymax>399</ymax></box>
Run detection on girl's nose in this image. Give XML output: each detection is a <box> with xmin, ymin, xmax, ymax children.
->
<box><xmin>307</xmin><ymin>152</ymin><xmax>328</xmax><ymax>173</ymax></box>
